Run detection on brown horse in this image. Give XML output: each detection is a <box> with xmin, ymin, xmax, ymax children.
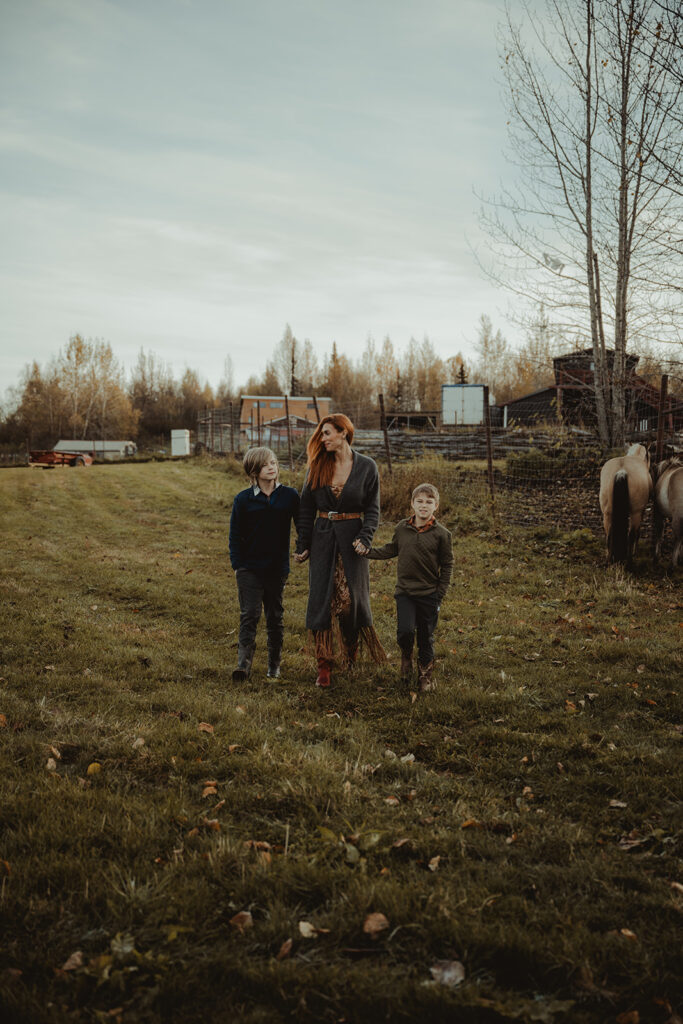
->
<box><xmin>599</xmin><ymin>443</ymin><xmax>652</xmax><ymax>566</ymax></box>
<box><xmin>652</xmin><ymin>457</ymin><xmax>683</xmax><ymax>571</ymax></box>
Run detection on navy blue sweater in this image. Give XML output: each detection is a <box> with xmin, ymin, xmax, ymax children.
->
<box><xmin>229</xmin><ymin>484</ymin><xmax>300</xmax><ymax>576</ymax></box>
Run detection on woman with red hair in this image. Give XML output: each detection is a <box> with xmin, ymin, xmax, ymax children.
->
<box><xmin>294</xmin><ymin>414</ymin><xmax>386</xmax><ymax>687</ymax></box>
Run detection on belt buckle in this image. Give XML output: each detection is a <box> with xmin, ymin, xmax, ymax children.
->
<box><xmin>327</xmin><ymin>511</ymin><xmax>339</xmax><ymax>520</ymax></box>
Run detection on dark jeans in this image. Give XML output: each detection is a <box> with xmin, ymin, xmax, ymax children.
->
<box><xmin>235</xmin><ymin>569</ymin><xmax>286</xmax><ymax>653</ymax></box>
<box><xmin>395</xmin><ymin>592</ymin><xmax>440</xmax><ymax>667</ymax></box>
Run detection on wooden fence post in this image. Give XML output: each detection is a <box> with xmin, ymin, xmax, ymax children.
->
<box><xmin>655</xmin><ymin>374</ymin><xmax>668</xmax><ymax>463</ymax></box>
<box><xmin>378</xmin><ymin>393</ymin><xmax>393</xmax><ymax>474</ymax></box>
<box><xmin>257</xmin><ymin>401</ymin><xmax>262</xmax><ymax>446</ymax></box>
<box><xmin>312</xmin><ymin>395</ymin><xmax>321</xmax><ymax>423</ymax></box>
<box><xmin>229</xmin><ymin>402</ymin><xmax>235</xmax><ymax>455</ymax></box>
<box><xmin>483</xmin><ymin>385</ymin><xmax>495</xmax><ymax>516</ymax></box>
<box><xmin>284</xmin><ymin>395</ymin><xmax>294</xmax><ymax>471</ymax></box>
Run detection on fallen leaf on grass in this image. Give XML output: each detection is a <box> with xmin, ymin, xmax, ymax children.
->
<box><xmin>461</xmin><ymin>819</ymin><xmax>483</xmax><ymax>829</ymax></box>
<box><xmin>276</xmin><ymin>938</ymin><xmax>292</xmax><ymax>960</ymax></box>
<box><xmin>0</xmin><ymin>714</ymin><xmax>7</xmax><ymax>728</ymax></box>
<box><xmin>671</xmin><ymin>881</ymin><xmax>683</xmax><ymax>894</ymax></box>
<box><xmin>228</xmin><ymin>744</ymin><xmax>240</xmax><ymax>754</ymax></box>
<box><xmin>244</xmin><ymin>840</ymin><xmax>272</xmax><ymax>851</ymax></box>
<box><xmin>428</xmin><ymin>855</ymin><xmax>441</xmax><ymax>872</ymax></box>
<box><xmin>429</xmin><ymin>959</ymin><xmax>465</xmax><ymax>988</ymax></box>
<box><xmin>229</xmin><ymin>911</ymin><xmax>253</xmax><ymax>933</ymax></box>
<box><xmin>0</xmin><ymin>861</ymin><xmax>10</xmax><ymax>875</ymax></box>
<box><xmin>198</xmin><ymin>722</ymin><xmax>214</xmax><ymax>734</ymax></box>
<box><xmin>609</xmin><ymin>800</ymin><xmax>627</xmax><ymax>809</ymax></box>
<box><xmin>620</xmin><ymin>928</ymin><xmax>637</xmax><ymax>940</ymax></box>
<box><xmin>132</xmin><ymin>737</ymin><xmax>145</xmax><ymax>750</ymax></box>
<box><xmin>200</xmin><ymin>818</ymin><xmax>220</xmax><ymax>831</ymax></box>
<box><xmin>400</xmin><ymin>753</ymin><xmax>415</xmax><ymax>763</ymax></box>
<box><xmin>202</xmin><ymin>786</ymin><xmax>218</xmax><ymax>798</ymax></box>
<box><xmin>392</xmin><ymin>838</ymin><xmax>411</xmax><ymax>849</ymax></box>
<box><xmin>618</xmin><ymin>833</ymin><xmax>649</xmax><ymax>851</ymax></box>
<box><xmin>385</xmin><ymin>796</ymin><xmax>400</xmax><ymax>806</ymax></box>
<box><xmin>61</xmin><ymin>951</ymin><xmax>84</xmax><ymax>971</ymax></box>
<box><xmin>46</xmin><ymin>757</ymin><xmax>57</xmax><ymax>772</ymax></box>
<box><xmin>363</xmin><ymin>912</ymin><xmax>389</xmax><ymax>939</ymax></box>
<box><xmin>299</xmin><ymin>921</ymin><xmax>317</xmax><ymax>939</ymax></box>
<box><xmin>86</xmin><ymin>762</ymin><xmax>101</xmax><ymax>776</ymax></box>
<box><xmin>615</xmin><ymin>1012</ymin><xmax>640</xmax><ymax>1024</ymax></box>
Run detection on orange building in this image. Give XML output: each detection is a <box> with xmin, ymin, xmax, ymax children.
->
<box><xmin>240</xmin><ymin>395</ymin><xmax>332</xmax><ymax>432</ymax></box>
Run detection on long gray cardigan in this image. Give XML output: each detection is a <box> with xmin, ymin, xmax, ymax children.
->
<box><xmin>296</xmin><ymin>452</ymin><xmax>380</xmax><ymax>633</ymax></box>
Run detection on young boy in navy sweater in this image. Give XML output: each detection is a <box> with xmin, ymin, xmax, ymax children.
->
<box><xmin>229</xmin><ymin>447</ymin><xmax>299</xmax><ymax>681</ymax></box>
<box><xmin>367</xmin><ymin>483</ymin><xmax>453</xmax><ymax>691</ymax></box>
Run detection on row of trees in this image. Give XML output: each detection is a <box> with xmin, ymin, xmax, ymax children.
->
<box><xmin>0</xmin><ymin>337</ymin><xmax>217</xmax><ymax>450</ymax></box>
<box><xmin>2</xmin><ymin>312</ymin><xmax>677</xmax><ymax>450</ymax></box>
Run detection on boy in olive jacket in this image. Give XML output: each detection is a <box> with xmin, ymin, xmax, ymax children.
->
<box><xmin>367</xmin><ymin>483</ymin><xmax>453</xmax><ymax>691</ymax></box>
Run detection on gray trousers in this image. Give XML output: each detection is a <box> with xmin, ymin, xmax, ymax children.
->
<box><xmin>235</xmin><ymin>569</ymin><xmax>286</xmax><ymax>652</ymax></box>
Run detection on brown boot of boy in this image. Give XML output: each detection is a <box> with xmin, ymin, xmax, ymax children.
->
<box><xmin>400</xmin><ymin>649</ymin><xmax>413</xmax><ymax>684</ymax></box>
<box><xmin>418</xmin><ymin>661</ymin><xmax>434</xmax><ymax>692</ymax></box>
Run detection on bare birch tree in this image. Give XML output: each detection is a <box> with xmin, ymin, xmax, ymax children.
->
<box><xmin>480</xmin><ymin>0</ymin><xmax>683</xmax><ymax>444</ymax></box>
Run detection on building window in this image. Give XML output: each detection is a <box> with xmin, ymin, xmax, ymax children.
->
<box><xmin>307</xmin><ymin>402</ymin><xmax>316</xmax><ymax>409</ymax></box>
<box><xmin>270</xmin><ymin>401</ymin><xmax>283</xmax><ymax>408</ymax></box>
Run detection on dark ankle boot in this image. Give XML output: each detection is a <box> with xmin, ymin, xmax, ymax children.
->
<box><xmin>315</xmin><ymin>658</ymin><xmax>331</xmax><ymax>688</ymax></box>
<box><xmin>267</xmin><ymin>649</ymin><xmax>282</xmax><ymax>679</ymax></box>
<box><xmin>418</xmin><ymin>661</ymin><xmax>434</xmax><ymax>692</ymax></box>
<box><xmin>400</xmin><ymin>649</ymin><xmax>414</xmax><ymax>684</ymax></box>
<box><xmin>232</xmin><ymin>643</ymin><xmax>254</xmax><ymax>682</ymax></box>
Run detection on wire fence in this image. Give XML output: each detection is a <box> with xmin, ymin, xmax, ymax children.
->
<box><xmin>198</xmin><ymin>380</ymin><xmax>682</xmax><ymax>545</ymax></box>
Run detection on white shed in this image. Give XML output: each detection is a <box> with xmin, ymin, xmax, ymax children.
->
<box><xmin>441</xmin><ymin>385</ymin><xmax>488</xmax><ymax>426</ymax></box>
<box><xmin>53</xmin><ymin>439</ymin><xmax>137</xmax><ymax>460</ymax></box>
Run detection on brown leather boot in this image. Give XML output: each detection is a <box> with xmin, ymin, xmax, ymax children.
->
<box><xmin>315</xmin><ymin>658</ymin><xmax>331</xmax><ymax>688</ymax></box>
<box><xmin>418</xmin><ymin>661</ymin><xmax>434</xmax><ymax>692</ymax></box>
<box><xmin>400</xmin><ymin>649</ymin><xmax>413</xmax><ymax>684</ymax></box>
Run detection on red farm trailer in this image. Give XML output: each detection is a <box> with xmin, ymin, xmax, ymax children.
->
<box><xmin>29</xmin><ymin>450</ymin><xmax>93</xmax><ymax>468</ymax></box>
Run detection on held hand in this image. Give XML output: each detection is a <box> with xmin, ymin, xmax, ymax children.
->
<box><xmin>353</xmin><ymin>539</ymin><xmax>369</xmax><ymax>556</ymax></box>
<box><xmin>294</xmin><ymin>550</ymin><xmax>310</xmax><ymax>563</ymax></box>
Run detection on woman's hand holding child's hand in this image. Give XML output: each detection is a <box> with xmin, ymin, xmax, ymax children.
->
<box><xmin>294</xmin><ymin>550</ymin><xmax>310</xmax><ymax>563</ymax></box>
<box><xmin>353</xmin><ymin>539</ymin><xmax>368</xmax><ymax>556</ymax></box>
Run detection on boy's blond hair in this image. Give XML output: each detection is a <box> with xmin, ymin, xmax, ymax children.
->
<box><xmin>411</xmin><ymin>482</ymin><xmax>439</xmax><ymax>506</ymax></box>
<box><xmin>243</xmin><ymin>446</ymin><xmax>278</xmax><ymax>484</ymax></box>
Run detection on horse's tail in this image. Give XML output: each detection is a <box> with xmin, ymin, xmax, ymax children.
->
<box><xmin>611</xmin><ymin>469</ymin><xmax>630</xmax><ymax>563</ymax></box>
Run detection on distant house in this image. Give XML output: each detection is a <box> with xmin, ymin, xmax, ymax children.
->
<box><xmin>240</xmin><ymin>395</ymin><xmax>332</xmax><ymax>443</ymax></box>
<box><xmin>53</xmin><ymin>439</ymin><xmax>137</xmax><ymax>460</ymax></box>
<box><xmin>499</xmin><ymin>348</ymin><xmax>680</xmax><ymax>431</ymax></box>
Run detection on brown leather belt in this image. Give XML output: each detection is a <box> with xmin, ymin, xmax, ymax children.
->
<box><xmin>318</xmin><ymin>511</ymin><xmax>362</xmax><ymax>520</ymax></box>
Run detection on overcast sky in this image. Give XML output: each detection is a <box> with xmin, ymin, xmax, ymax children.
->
<box><xmin>1</xmin><ymin>0</ymin><xmax>518</xmax><ymax>394</ymax></box>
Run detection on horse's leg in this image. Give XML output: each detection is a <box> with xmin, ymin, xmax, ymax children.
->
<box><xmin>603</xmin><ymin>509</ymin><xmax>612</xmax><ymax>564</ymax></box>
<box><xmin>653</xmin><ymin>503</ymin><xmax>664</xmax><ymax>565</ymax></box>
<box><xmin>671</xmin><ymin>514</ymin><xmax>682</xmax><ymax>571</ymax></box>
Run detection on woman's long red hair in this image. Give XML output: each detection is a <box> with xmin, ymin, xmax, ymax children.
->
<box><xmin>305</xmin><ymin>414</ymin><xmax>355</xmax><ymax>490</ymax></box>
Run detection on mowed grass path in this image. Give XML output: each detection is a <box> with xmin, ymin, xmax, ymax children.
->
<box><xmin>0</xmin><ymin>460</ymin><xmax>681</xmax><ymax>1024</ymax></box>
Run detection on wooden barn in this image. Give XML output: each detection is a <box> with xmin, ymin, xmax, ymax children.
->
<box><xmin>499</xmin><ymin>348</ymin><xmax>679</xmax><ymax>432</ymax></box>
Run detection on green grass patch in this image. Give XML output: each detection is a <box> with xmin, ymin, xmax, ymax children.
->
<box><xmin>0</xmin><ymin>461</ymin><xmax>681</xmax><ymax>1023</ymax></box>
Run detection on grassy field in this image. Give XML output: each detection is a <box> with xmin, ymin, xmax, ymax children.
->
<box><xmin>0</xmin><ymin>458</ymin><xmax>681</xmax><ymax>1024</ymax></box>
